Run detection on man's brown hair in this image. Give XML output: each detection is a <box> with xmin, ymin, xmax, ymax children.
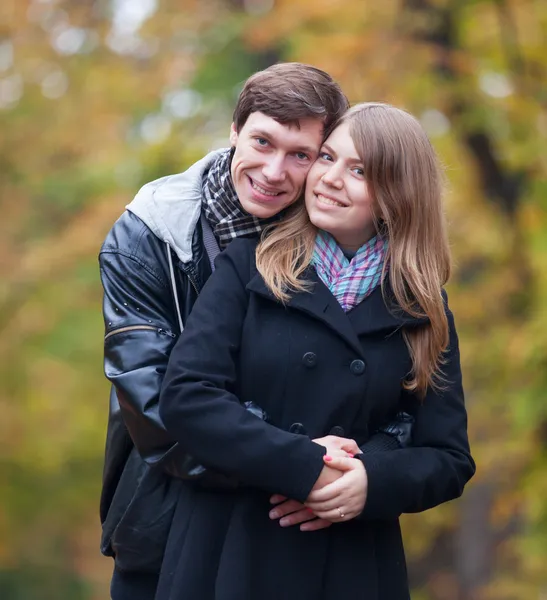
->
<box><xmin>233</xmin><ymin>63</ymin><xmax>348</xmax><ymax>135</ymax></box>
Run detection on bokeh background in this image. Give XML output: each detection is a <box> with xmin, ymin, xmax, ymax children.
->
<box><xmin>1</xmin><ymin>0</ymin><xmax>547</xmax><ymax>598</ymax></box>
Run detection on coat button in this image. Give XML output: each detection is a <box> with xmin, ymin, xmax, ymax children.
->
<box><xmin>302</xmin><ymin>352</ymin><xmax>317</xmax><ymax>368</ymax></box>
<box><xmin>289</xmin><ymin>422</ymin><xmax>307</xmax><ymax>435</ymax></box>
<box><xmin>350</xmin><ymin>359</ymin><xmax>366</xmax><ymax>375</ymax></box>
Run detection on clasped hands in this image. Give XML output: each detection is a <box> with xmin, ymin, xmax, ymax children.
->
<box><xmin>268</xmin><ymin>435</ymin><xmax>368</xmax><ymax>532</ymax></box>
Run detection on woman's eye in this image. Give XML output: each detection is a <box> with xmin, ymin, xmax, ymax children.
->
<box><xmin>319</xmin><ymin>152</ymin><xmax>333</xmax><ymax>161</ymax></box>
<box><xmin>353</xmin><ymin>167</ymin><xmax>364</xmax><ymax>176</ymax></box>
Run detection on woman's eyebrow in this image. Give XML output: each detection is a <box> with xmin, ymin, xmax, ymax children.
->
<box><xmin>323</xmin><ymin>143</ymin><xmax>362</xmax><ymax>164</ymax></box>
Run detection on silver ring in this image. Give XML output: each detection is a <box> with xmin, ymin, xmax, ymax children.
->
<box><xmin>337</xmin><ymin>507</ymin><xmax>345</xmax><ymax>519</ymax></box>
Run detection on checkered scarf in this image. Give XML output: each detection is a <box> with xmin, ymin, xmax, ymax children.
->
<box><xmin>311</xmin><ymin>230</ymin><xmax>388</xmax><ymax>312</ymax></box>
<box><xmin>202</xmin><ymin>148</ymin><xmax>273</xmax><ymax>249</ymax></box>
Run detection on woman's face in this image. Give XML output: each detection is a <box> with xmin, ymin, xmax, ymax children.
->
<box><xmin>305</xmin><ymin>121</ymin><xmax>377</xmax><ymax>251</ymax></box>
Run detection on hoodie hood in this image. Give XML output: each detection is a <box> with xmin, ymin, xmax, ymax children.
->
<box><xmin>126</xmin><ymin>149</ymin><xmax>227</xmax><ymax>263</ymax></box>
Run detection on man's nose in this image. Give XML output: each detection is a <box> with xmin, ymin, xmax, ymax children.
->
<box><xmin>262</xmin><ymin>154</ymin><xmax>287</xmax><ymax>183</ymax></box>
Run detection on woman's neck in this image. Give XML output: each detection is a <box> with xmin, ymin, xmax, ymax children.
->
<box><xmin>328</xmin><ymin>232</ymin><xmax>376</xmax><ymax>254</ymax></box>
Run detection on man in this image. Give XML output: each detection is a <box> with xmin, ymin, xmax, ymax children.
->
<box><xmin>99</xmin><ymin>63</ymin><xmax>410</xmax><ymax>600</ymax></box>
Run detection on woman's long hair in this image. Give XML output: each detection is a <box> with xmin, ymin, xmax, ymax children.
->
<box><xmin>256</xmin><ymin>103</ymin><xmax>451</xmax><ymax>397</ymax></box>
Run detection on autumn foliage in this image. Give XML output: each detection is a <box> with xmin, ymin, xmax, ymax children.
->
<box><xmin>1</xmin><ymin>0</ymin><xmax>546</xmax><ymax>598</ymax></box>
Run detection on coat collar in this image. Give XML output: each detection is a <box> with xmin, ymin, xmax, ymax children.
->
<box><xmin>246</xmin><ymin>267</ymin><xmax>429</xmax><ymax>358</ymax></box>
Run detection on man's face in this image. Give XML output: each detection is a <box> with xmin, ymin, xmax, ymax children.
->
<box><xmin>229</xmin><ymin>111</ymin><xmax>324</xmax><ymax>219</ymax></box>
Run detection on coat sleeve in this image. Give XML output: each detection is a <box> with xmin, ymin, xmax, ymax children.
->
<box><xmin>159</xmin><ymin>239</ymin><xmax>327</xmax><ymax>503</ymax></box>
<box><xmin>357</xmin><ymin>307</ymin><xmax>476</xmax><ymax>520</ymax></box>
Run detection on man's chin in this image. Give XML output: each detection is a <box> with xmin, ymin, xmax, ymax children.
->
<box><xmin>239</xmin><ymin>196</ymin><xmax>283</xmax><ymax>219</ymax></box>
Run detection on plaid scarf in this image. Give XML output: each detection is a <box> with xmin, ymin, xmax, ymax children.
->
<box><xmin>202</xmin><ymin>148</ymin><xmax>272</xmax><ymax>249</ymax></box>
<box><xmin>311</xmin><ymin>230</ymin><xmax>388</xmax><ymax>312</ymax></box>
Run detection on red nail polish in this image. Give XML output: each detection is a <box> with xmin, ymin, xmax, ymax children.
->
<box><xmin>348</xmin><ymin>453</ymin><xmax>354</xmax><ymax>458</ymax></box>
<box><xmin>324</xmin><ymin>455</ymin><xmax>333</xmax><ymax>461</ymax></box>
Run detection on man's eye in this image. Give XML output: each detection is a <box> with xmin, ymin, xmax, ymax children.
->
<box><xmin>295</xmin><ymin>152</ymin><xmax>309</xmax><ymax>161</ymax></box>
<box><xmin>256</xmin><ymin>138</ymin><xmax>268</xmax><ymax>146</ymax></box>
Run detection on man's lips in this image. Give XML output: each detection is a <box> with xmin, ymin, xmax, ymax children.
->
<box><xmin>248</xmin><ymin>176</ymin><xmax>284</xmax><ymax>197</ymax></box>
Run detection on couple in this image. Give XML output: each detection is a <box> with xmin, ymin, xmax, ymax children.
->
<box><xmin>100</xmin><ymin>63</ymin><xmax>475</xmax><ymax>600</ymax></box>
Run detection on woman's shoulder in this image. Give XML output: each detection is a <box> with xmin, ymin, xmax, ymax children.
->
<box><xmin>225</xmin><ymin>236</ymin><xmax>260</xmax><ymax>254</ymax></box>
<box><xmin>213</xmin><ymin>237</ymin><xmax>259</xmax><ymax>283</ymax></box>
<box><xmin>221</xmin><ymin>237</ymin><xmax>259</xmax><ymax>264</ymax></box>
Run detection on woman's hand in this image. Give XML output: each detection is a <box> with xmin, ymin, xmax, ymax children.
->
<box><xmin>313</xmin><ymin>435</ymin><xmax>360</xmax><ymax>457</ymax></box>
<box><xmin>267</xmin><ymin>436</ymin><xmax>360</xmax><ymax>530</ymax></box>
<box><xmin>305</xmin><ymin>455</ymin><xmax>368</xmax><ymax>522</ymax></box>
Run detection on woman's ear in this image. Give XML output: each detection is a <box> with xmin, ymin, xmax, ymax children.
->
<box><xmin>374</xmin><ymin>215</ymin><xmax>388</xmax><ymax>237</ymax></box>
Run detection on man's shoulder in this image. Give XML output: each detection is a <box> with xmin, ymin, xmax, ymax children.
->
<box><xmin>120</xmin><ymin>149</ymin><xmax>228</xmax><ymax>264</ymax></box>
<box><xmin>101</xmin><ymin>210</ymin><xmax>155</xmax><ymax>253</ymax></box>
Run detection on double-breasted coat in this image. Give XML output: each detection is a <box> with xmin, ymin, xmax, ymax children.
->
<box><xmin>157</xmin><ymin>238</ymin><xmax>475</xmax><ymax>600</ymax></box>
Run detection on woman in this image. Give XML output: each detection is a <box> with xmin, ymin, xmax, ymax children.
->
<box><xmin>156</xmin><ymin>103</ymin><xmax>475</xmax><ymax>600</ymax></box>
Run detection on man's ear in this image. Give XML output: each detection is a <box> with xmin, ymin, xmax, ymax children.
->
<box><xmin>229</xmin><ymin>123</ymin><xmax>238</xmax><ymax>147</ymax></box>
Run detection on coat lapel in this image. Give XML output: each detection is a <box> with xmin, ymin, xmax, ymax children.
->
<box><xmin>346</xmin><ymin>284</ymin><xmax>429</xmax><ymax>338</ymax></box>
<box><xmin>246</xmin><ymin>268</ymin><xmax>429</xmax><ymax>355</ymax></box>
<box><xmin>247</xmin><ymin>268</ymin><xmax>365</xmax><ymax>358</ymax></box>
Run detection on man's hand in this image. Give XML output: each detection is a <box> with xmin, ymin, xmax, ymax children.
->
<box><xmin>269</xmin><ymin>494</ymin><xmax>333</xmax><ymax>531</ymax></box>
<box><xmin>305</xmin><ymin>455</ymin><xmax>368</xmax><ymax>522</ymax></box>
<box><xmin>268</xmin><ymin>462</ymin><xmax>343</xmax><ymax>532</ymax></box>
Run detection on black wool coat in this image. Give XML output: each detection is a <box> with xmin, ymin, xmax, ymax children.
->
<box><xmin>157</xmin><ymin>238</ymin><xmax>475</xmax><ymax>600</ymax></box>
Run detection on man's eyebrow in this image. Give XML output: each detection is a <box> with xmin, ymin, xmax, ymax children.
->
<box><xmin>295</xmin><ymin>145</ymin><xmax>319</xmax><ymax>155</ymax></box>
<box><xmin>248</xmin><ymin>128</ymin><xmax>273</xmax><ymax>139</ymax></box>
<box><xmin>248</xmin><ymin>128</ymin><xmax>318</xmax><ymax>155</ymax></box>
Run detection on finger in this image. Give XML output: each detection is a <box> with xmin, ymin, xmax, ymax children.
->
<box><xmin>307</xmin><ymin>477</ymin><xmax>348</xmax><ymax>503</ymax></box>
<box><xmin>313</xmin><ymin>435</ymin><xmax>338</xmax><ymax>447</ymax></box>
<box><xmin>269</xmin><ymin>499</ymin><xmax>304</xmax><ymax>520</ymax></box>
<box><xmin>314</xmin><ymin>507</ymin><xmax>352</xmax><ymax>522</ymax></box>
<box><xmin>300</xmin><ymin>518</ymin><xmax>333</xmax><ymax>532</ymax></box>
<box><xmin>279</xmin><ymin>508</ymin><xmax>317</xmax><ymax>527</ymax></box>
<box><xmin>306</xmin><ymin>497</ymin><xmax>346</xmax><ymax>513</ymax></box>
<box><xmin>339</xmin><ymin>439</ymin><xmax>361</xmax><ymax>455</ymax></box>
<box><xmin>270</xmin><ymin>494</ymin><xmax>287</xmax><ymax>504</ymax></box>
<box><xmin>324</xmin><ymin>455</ymin><xmax>358</xmax><ymax>472</ymax></box>
<box><xmin>329</xmin><ymin>448</ymin><xmax>350</xmax><ymax>459</ymax></box>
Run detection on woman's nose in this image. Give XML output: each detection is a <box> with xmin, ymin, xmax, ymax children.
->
<box><xmin>321</xmin><ymin>165</ymin><xmax>343</xmax><ymax>188</ymax></box>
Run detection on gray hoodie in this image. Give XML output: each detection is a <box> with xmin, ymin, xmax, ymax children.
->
<box><xmin>126</xmin><ymin>149</ymin><xmax>226</xmax><ymax>264</ymax></box>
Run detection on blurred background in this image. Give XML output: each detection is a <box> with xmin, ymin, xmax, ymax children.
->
<box><xmin>1</xmin><ymin>0</ymin><xmax>546</xmax><ymax>598</ymax></box>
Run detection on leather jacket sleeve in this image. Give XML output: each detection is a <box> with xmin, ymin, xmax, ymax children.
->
<box><xmin>100</xmin><ymin>240</ymin><xmax>238</xmax><ymax>485</ymax></box>
<box><xmin>361</xmin><ymin>412</ymin><xmax>414</xmax><ymax>453</ymax></box>
<box><xmin>101</xmin><ymin>244</ymin><xmax>182</xmax><ymax>465</ymax></box>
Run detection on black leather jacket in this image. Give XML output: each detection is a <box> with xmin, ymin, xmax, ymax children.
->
<box><xmin>99</xmin><ymin>209</ymin><xmax>413</xmax><ymax>574</ymax></box>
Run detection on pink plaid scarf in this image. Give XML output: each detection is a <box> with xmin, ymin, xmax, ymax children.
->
<box><xmin>311</xmin><ymin>230</ymin><xmax>388</xmax><ymax>312</ymax></box>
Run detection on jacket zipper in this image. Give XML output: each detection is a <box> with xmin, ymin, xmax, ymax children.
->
<box><xmin>104</xmin><ymin>325</ymin><xmax>177</xmax><ymax>341</ymax></box>
<box><xmin>180</xmin><ymin>261</ymin><xmax>201</xmax><ymax>295</ymax></box>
